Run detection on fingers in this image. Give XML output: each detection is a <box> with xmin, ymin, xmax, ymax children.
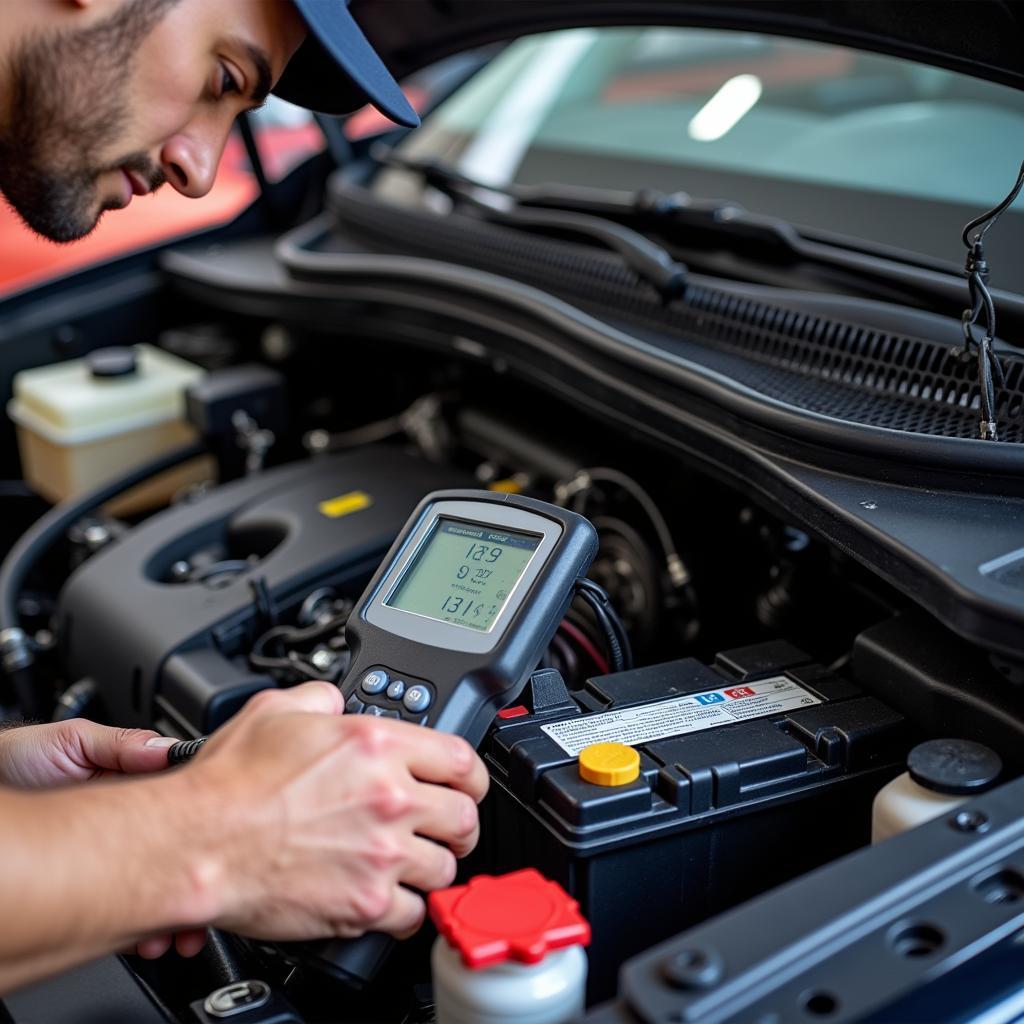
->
<box><xmin>174</xmin><ymin>929</ymin><xmax>208</xmax><ymax>958</ymax></box>
<box><xmin>373</xmin><ymin>886</ymin><xmax>427</xmax><ymax>940</ymax></box>
<box><xmin>136</xmin><ymin>934</ymin><xmax>173</xmax><ymax>959</ymax></box>
<box><xmin>413</xmin><ymin>784</ymin><xmax>480</xmax><ymax>857</ymax></box>
<box><xmin>65</xmin><ymin>720</ymin><xmax>177</xmax><ymax>775</ymax></box>
<box><xmin>411</xmin><ymin>733</ymin><xmax>489</xmax><ymax>803</ymax></box>
<box><xmin>135</xmin><ymin>930</ymin><xmax>207</xmax><ymax>959</ymax></box>
<box><xmin>348</xmin><ymin>718</ymin><xmax>488</xmax><ymax>802</ymax></box>
<box><xmin>242</xmin><ymin>681</ymin><xmax>344</xmax><ymax>718</ymax></box>
<box><xmin>400</xmin><ymin>838</ymin><xmax>458</xmax><ymax>893</ymax></box>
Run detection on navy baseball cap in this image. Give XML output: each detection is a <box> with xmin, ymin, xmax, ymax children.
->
<box><xmin>273</xmin><ymin>0</ymin><xmax>420</xmax><ymax>126</ymax></box>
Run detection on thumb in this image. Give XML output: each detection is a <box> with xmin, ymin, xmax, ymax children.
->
<box><xmin>242</xmin><ymin>681</ymin><xmax>345</xmax><ymax>718</ymax></box>
<box><xmin>70</xmin><ymin>721</ymin><xmax>177</xmax><ymax>774</ymax></box>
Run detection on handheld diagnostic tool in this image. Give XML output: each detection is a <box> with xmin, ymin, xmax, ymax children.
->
<box><xmin>339</xmin><ymin>489</ymin><xmax>598</xmax><ymax>745</ymax></box>
<box><xmin>284</xmin><ymin>489</ymin><xmax>598</xmax><ymax>985</ymax></box>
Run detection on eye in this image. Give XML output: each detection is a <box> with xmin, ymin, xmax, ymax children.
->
<box><xmin>219</xmin><ymin>63</ymin><xmax>242</xmax><ymax>97</ymax></box>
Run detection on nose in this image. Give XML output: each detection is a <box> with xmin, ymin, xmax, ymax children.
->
<box><xmin>159</xmin><ymin>124</ymin><xmax>230</xmax><ymax>198</ymax></box>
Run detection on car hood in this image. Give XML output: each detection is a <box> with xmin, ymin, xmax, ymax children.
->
<box><xmin>348</xmin><ymin>0</ymin><xmax>1024</xmax><ymax>110</ymax></box>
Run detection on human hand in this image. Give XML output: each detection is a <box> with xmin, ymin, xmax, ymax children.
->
<box><xmin>0</xmin><ymin>719</ymin><xmax>205</xmax><ymax>960</ymax></box>
<box><xmin>0</xmin><ymin>719</ymin><xmax>177</xmax><ymax>789</ymax></box>
<box><xmin>175</xmin><ymin>681</ymin><xmax>489</xmax><ymax>943</ymax></box>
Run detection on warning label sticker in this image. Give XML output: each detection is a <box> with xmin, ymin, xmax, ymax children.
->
<box><xmin>540</xmin><ymin>675</ymin><xmax>822</xmax><ymax>756</ymax></box>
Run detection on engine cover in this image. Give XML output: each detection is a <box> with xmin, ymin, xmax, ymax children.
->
<box><xmin>58</xmin><ymin>449</ymin><xmax>469</xmax><ymax>732</ymax></box>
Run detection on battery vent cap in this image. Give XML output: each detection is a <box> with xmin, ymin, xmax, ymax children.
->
<box><xmin>579</xmin><ymin>742</ymin><xmax>640</xmax><ymax>786</ymax></box>
<box><xmin>428</xmin><ymin>869</ymin><xmax>590</xmax><ymax>969</ymax></box>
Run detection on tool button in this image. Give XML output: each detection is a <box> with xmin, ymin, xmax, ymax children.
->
<box><xmin>403</xmin><ymin>685</ymin><xmax>432</xmax><ymax>714</ymax></box>
<box><xmin>386</xmin><ymin>679</ymin><xmax>407</xmax><ymax>701</ymax></box>
<box><xmin>362</xmin><ymin>705</ymin><xmax>402</xmax><ymax>720</ymax></box>
<box><xmin>360</xmin><ymin>669</ymin><xmax>389</xmax><ymax>695</ymax></box>
<box><xmin>578</xmin><ymin>743</ymin><xmax>640</xmax><ymax>786</ymax></box>
<box><xmin>345</xmin><ymin>694</ymin><xmax>366</xmax><ymax>715</ymax></box>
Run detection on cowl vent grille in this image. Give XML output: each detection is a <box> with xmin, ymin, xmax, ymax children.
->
<box><xmin>326</xmin><ymin>186</ymin><xmax>1024</xmax><ymax>444</ymax></box>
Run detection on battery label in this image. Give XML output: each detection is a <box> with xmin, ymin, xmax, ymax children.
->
<box><xmin>540</xmin><ymin>675</ymin><xmax>822</xmax><ymax>756</ymax></box>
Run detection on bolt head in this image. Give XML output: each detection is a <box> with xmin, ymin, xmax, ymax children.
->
<box><xmin>661</xmin><ymin>948</ymin><xmax>724</xmax><ymax>990</ymax></box>
<box><xmin>951</xmin><ymin>809</ymin><xmax>990</xmax><ymax>833</ymax></box>
<box><xmin>310</xmin><ymin>648</ymin><xmax>336</xmax><ymax>673</ymax></box>
<box><xmin>83</xmin><ymin>524</ymin><xmax>110</xmax><ymax>548</ymax></box>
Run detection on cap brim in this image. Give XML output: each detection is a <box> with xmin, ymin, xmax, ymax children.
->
<box><xmin>274</xmin><ymin>0</ymin><xmax>420</xmax><ymax>126</ymax></box>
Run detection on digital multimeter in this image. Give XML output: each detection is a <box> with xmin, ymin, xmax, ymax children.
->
<box><xmin>338</xmin><ymin>489</ymin><xmax>598</xmax><ymax>745</ymax></box>
<box><xmin>283</xmin><ymin>489</ymin><xmax>598</xmax><ymax>985</ymax></box>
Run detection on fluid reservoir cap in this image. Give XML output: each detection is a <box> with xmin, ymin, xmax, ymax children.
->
<box><xmin>579</xmin><ymin>742</ymin><xmax>640</xmax><ymax>786</ymax></box>
<box><xmin>428</xmin><ymin>868</ymin><xmax>591</xmax><ymax>970</ymax></box>
<box><xmin>87</xmin><ymin>346</ymin><xmax>137</xmax><ymax>378</ymax></box>
<box><xmin>907</xmin><ymin>738</ymin><xmax>1002</xmax><ymax>796</ymax></box>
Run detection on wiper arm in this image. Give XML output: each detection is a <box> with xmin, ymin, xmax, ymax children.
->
<box><xmin>375</xmin><ymin>147</ymin><xmax>1024</xmax><ymax>348</ymax></box>
<box><xmin>374</xmin><ymin>149</ymin><xmax>686</xmax><ymax>300</ymax></box>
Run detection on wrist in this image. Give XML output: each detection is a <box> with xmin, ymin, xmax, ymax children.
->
<box><xmin>141</xmin><ymin>768</ymin><xmax>231</xmax><ymax>931</ymax></box>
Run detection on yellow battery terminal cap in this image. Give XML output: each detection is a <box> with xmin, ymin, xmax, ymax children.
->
<box><xmin>578</xmin><ymin>742</ymin><xmax>640</xmax><ymax>787</ymax></box>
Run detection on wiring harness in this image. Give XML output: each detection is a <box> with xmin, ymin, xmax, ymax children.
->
<box><xmin>573</xmin><ymin>577</ymin><xmax>633</xmax><ymax>673</ymax></box>
<box><xmin>960</xmin><ymin>158</ymin><xmax>1024</xmax><ymax>441</ymax></box>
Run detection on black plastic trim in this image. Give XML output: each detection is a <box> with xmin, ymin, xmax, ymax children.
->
<box><xmin>275</xmin><ymin>218</ymin><xmax>1024</xmax><ymax>477</ymax></box>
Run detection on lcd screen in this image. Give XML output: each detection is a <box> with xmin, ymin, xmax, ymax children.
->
<box><xmin>385</xmin><ymin>518</ymin><xmax>541</xmax><ymax>631</ymax></box>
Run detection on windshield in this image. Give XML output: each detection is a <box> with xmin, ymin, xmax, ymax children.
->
<box><xmin>389</xmin><ymin>27</ymin><xmax>1024</xmax><ymax>291</ymax></box>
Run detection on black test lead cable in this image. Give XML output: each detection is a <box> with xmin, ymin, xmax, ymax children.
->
<box><xmin>960</xmin><ymin>158</ymin><xmax>1024</xmax><ymax>441</ymax></box>
<box><xmin>168</xmin><ymin>736</ymin><xmax>207</xmax><ymax>764</ymax></box>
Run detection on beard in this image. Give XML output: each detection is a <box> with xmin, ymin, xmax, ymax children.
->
<box><xmin>0</xmin><ymin>0</ymin><xmax>175</xmax><ymax>243</ymax></box>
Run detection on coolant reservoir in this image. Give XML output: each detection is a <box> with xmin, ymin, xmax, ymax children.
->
<box><xmin>8</xmin><ymin>344</ymin><xmax>210</xmax><ymax>513</ymax></box>
<box><xmin>872</xmin><ymin>738</ymin><xmax>1002</xmax><ymax>843</ymax></box>
<box><xmin>429</xmin><ymin>869</ymin><xmax>590</xmax><ymax>1024</ymax></box>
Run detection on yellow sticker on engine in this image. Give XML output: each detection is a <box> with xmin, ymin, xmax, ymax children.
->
<box><xmin>319</xmin><ymin>490</ymin><xmax>373</xmax><ymax>519</ymax></box>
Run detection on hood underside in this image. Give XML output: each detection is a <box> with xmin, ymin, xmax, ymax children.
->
<box><xmin>345</xmin><ymin>1</ymin><xmax>1024</xmax><ymax>111</ymax></box>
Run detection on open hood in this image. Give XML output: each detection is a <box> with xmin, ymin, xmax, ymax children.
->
<box><xmin>346</xmin><ymin>0</ymin><xmax>1024</xmax><ymax>113</ymax></box>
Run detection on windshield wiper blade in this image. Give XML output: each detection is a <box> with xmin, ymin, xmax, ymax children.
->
<box><xmin>374</xmin><ymin>149</ymin><xmax>687</xmax><ymax>300</ymax></box>
<box><xmin>374</xmin><ymin>148</ymin><xmax>1024</xmax><ymax>348</ymax></box>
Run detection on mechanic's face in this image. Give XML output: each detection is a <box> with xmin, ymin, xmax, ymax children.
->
<box><xmin>0</xmin><ymin>0</ymin><xmax>305</xmax><ymax>243</ymax></box>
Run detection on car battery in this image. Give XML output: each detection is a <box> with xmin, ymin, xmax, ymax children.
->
<box><xmin>478</xmin><ymin>640</ymin><xmax>908</xmax><ymax>1001</ymax></box>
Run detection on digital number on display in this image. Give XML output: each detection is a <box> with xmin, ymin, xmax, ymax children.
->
<box><xmin>386</xmin><ymin>519</ymin><xmax>540</xmax><ymax>631</ymax></box>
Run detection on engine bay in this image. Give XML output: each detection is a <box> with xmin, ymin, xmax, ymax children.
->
<box><xmin>4</xmin><ymin>308</ymin><xmax>1022</xmax><ymax>1022</ymax></box>
<box><xmin>4</xmin><ymin>0</ymin><xmax>1024</xmax><ymax>1016</ymax></box>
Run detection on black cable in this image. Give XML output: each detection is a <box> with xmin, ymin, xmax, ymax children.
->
<box><xmin>249</xmin><ymin>605</ymin><xmax>351</xmax><ymax>683</ymax></box>
<box><xmin>588</xmin><ymin>580</ymin><xmax>634</xmax><ymax>671</ymax></box>
<box><xmin>564</xmin><ymin>607</ymin><xmax>609</xmax><ymax>655</ymax></box>
<box><xmin>52</xmin><ymin>678</ymin><xmax>97</xmax><ymax>722</ymax></box>
<box><xmin>564</xmin><ymin>467</ymin><xmax>691</xmax><ymax>591</ymax></box>
<box><xmin>168</xmin><ymin>736</ymin><xmax>207</xmax><ymax>765</ymax></box>
<box><xmin>959</xmin><ymin>159</ymin><xmax>1024</xmax><ymax>441</ymax></box>
<box><xmin>548</xmin><ymin>631</ymin><xmax>579</xmax><ymax>683</ymax></box>
<box><xmin>248</xmin><ymin>575</ymin><xmax>278</xmax><ymax>630</ymax></box>
<box><xmin>962</xmin><ymin>160</ymin><xmax>1024</xmax><ymax>250</ymax></box>
<box><xmin>574</xmin><ymin>578</ymin><xmax>633</xmax><ymax>672</ymax></box>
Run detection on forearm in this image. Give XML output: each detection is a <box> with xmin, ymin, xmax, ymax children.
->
<box><xmin>0</xmin><ymin>770</ymin><xmax>223</xmax><ymax>994</ymax></box>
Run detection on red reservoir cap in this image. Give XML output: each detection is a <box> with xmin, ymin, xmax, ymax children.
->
<box><xmin>428</xmin><ymin>869</ymin><xmax>591</xmax><ymax>969</ymax></box>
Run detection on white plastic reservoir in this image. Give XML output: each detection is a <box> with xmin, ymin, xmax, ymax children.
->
<box><xmin>872</xmin><ymin>738</ymin><xmax>1002</xmax><ymax>843</ymax></box>
<box><xmin>8</xmin><ymin>344</ymin><xmax>210</xmax><ymax>512</ymax></box>
<box><xmin>429</xmin><ymin>869</ymin><xmax>590</xmax><ymax>1024</ymax></box>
